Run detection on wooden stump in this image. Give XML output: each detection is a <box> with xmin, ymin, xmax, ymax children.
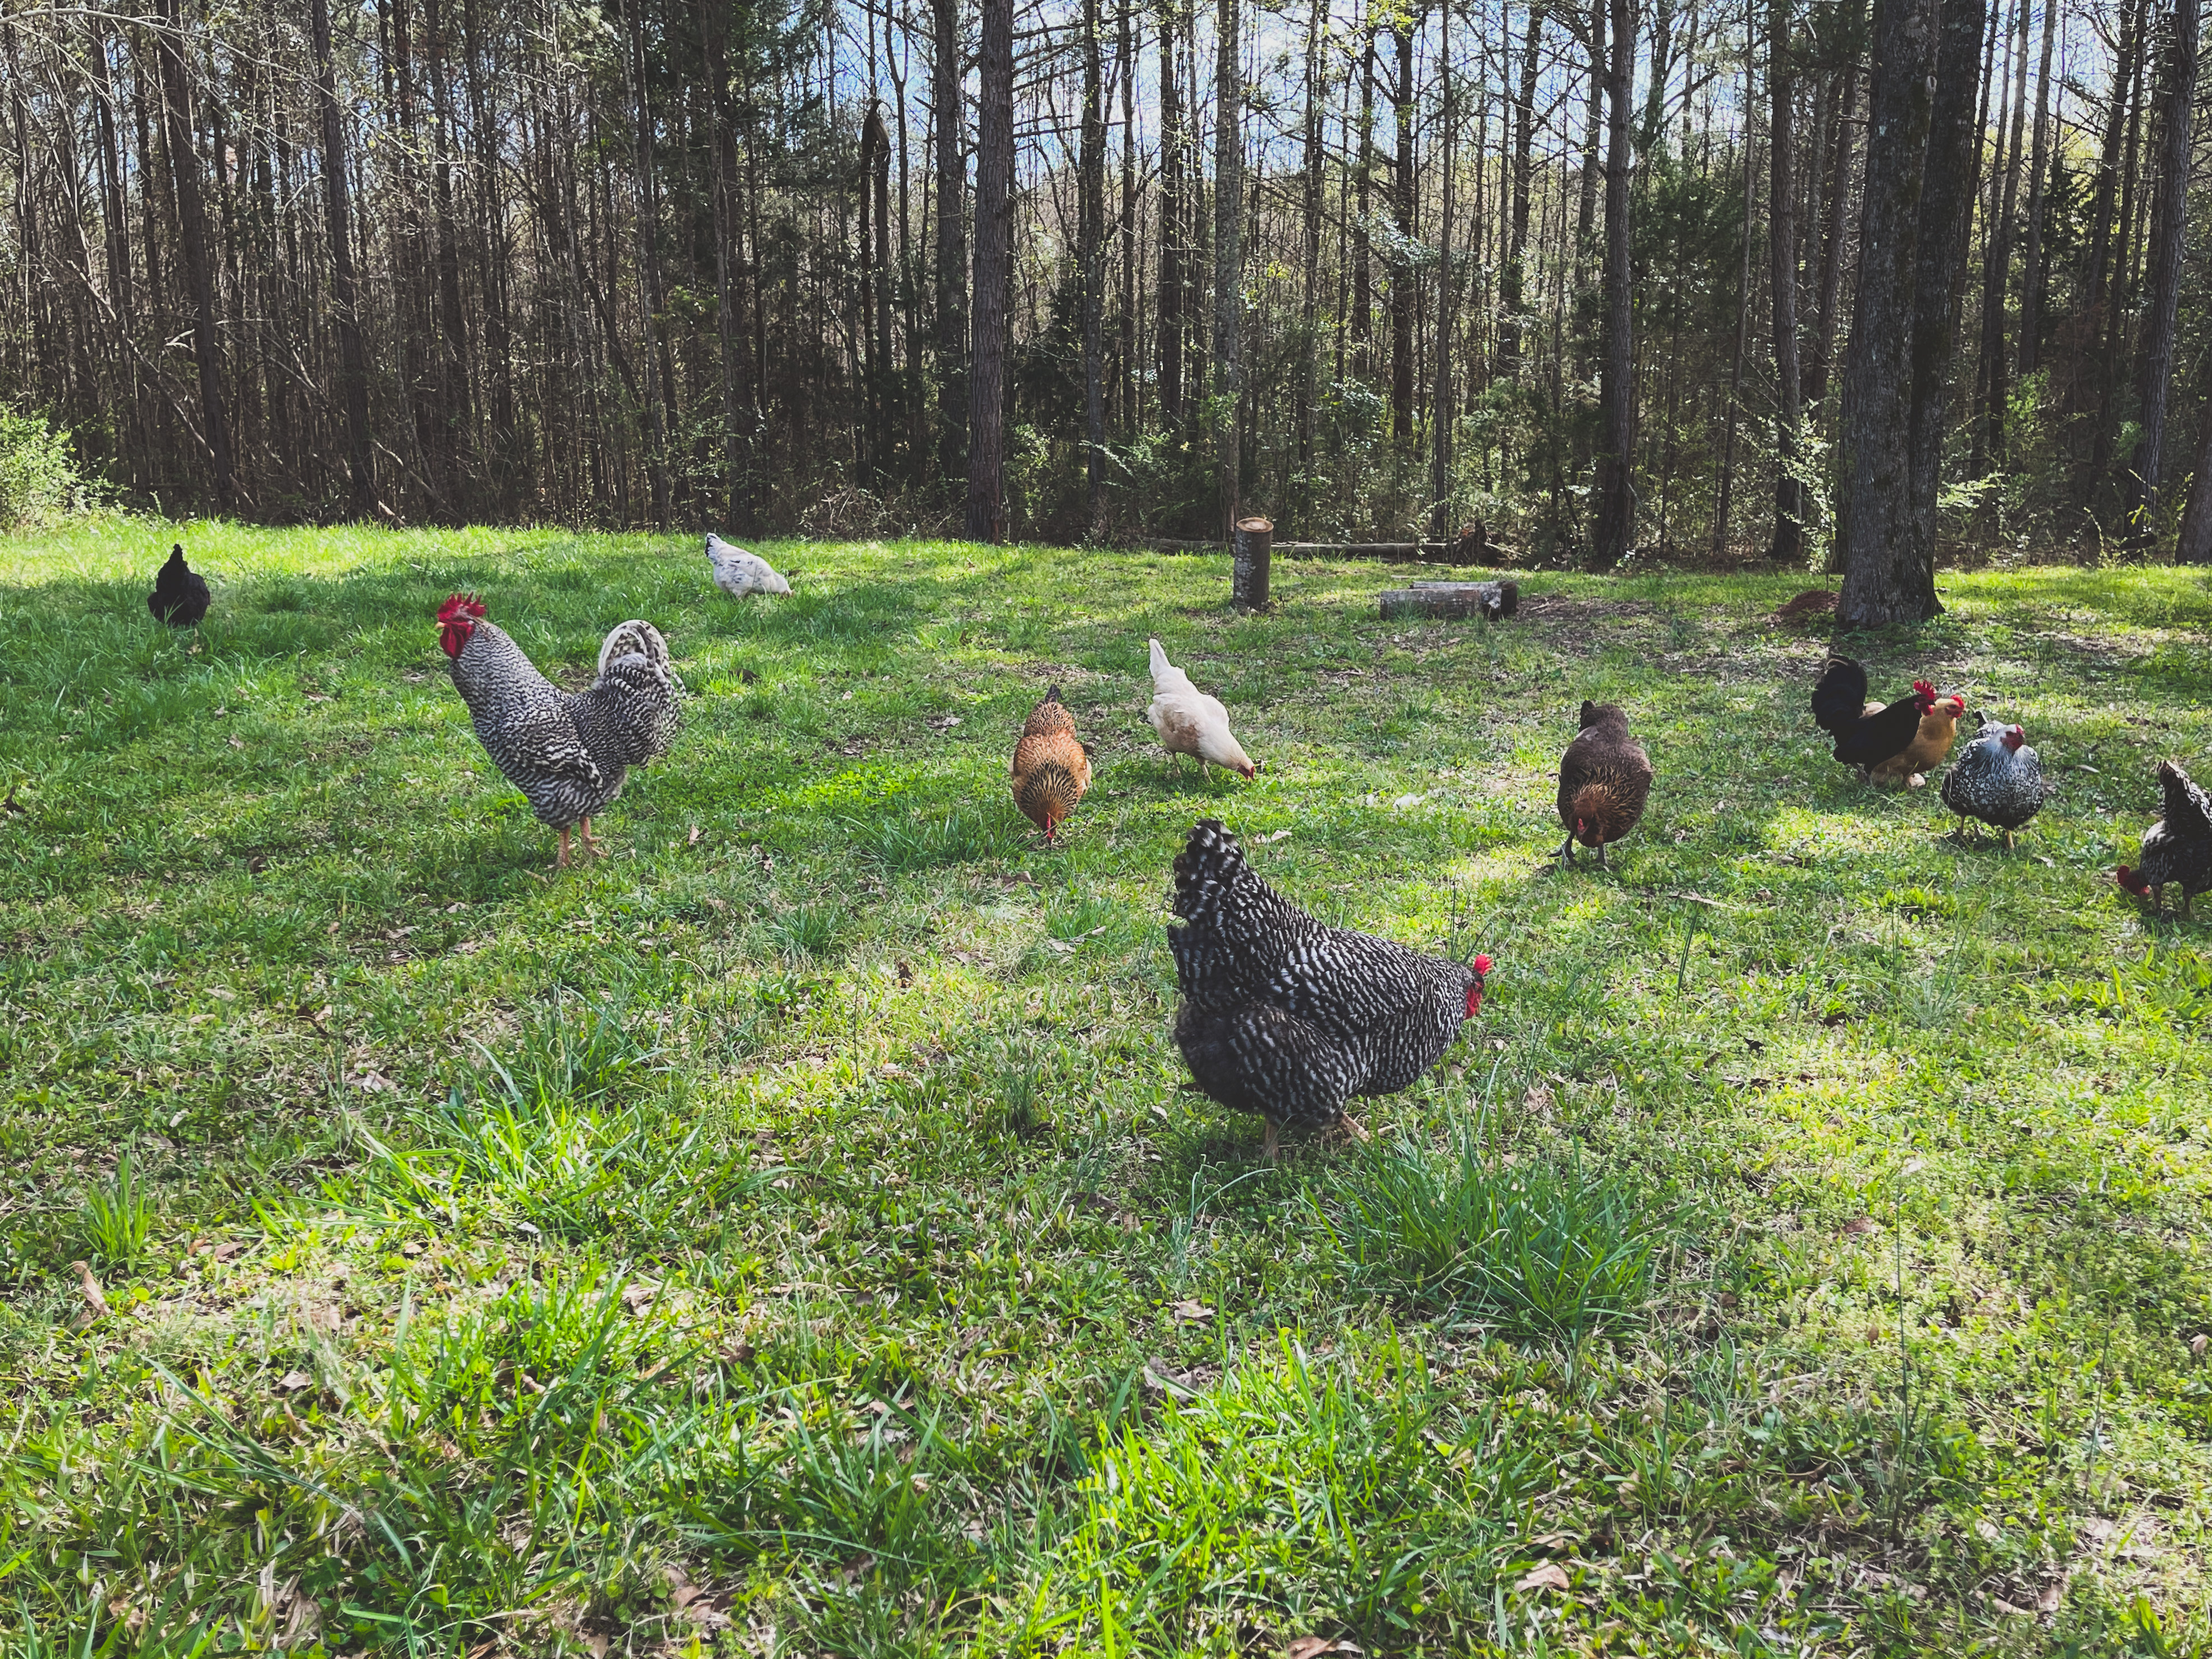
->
<box><xmin>1377</xmin><ymin>579</ymin><xmax>1519</xmax><ymax>620</ymax></box>
<box><xmin>1231</xmin><ymin>515</ymin><xmax>1273</xmax><ymax>611</ymax></box>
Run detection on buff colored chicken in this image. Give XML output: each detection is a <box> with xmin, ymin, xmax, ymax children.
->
<box><xmin>1011</xmin><ymin>687</ymin><xmax>1091</xmax><ymax>845</ymax></box>
<box><xmin>1145</xmin><ymin>638</ymin><xmax>1255</xmax><ymax>780</ymax></box>
<box><xmin>1865</xmin><ymin>688</ymin><xmax>1967</xmax><ymax>788</ymax></box>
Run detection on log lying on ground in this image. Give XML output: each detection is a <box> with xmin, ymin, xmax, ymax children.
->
<box><xmin>1377</xmin><ymin>579</ymin><xmax>1520</xmax><ymax>620</ymax></box>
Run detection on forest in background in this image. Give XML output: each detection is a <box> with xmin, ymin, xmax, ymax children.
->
<box><xmin>0</xmin><ymin>0</ymin><xmax>2208</xmax><ymax>601</ymax></box>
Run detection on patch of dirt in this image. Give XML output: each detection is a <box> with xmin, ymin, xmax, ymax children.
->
<box><xmin>1772</xmin><ymin>589</ymin><xmax>1838</xmax><ymax>627</ymax></box>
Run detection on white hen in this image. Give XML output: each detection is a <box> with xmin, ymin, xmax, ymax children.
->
<box><xmin>1146</xmin><ymin>637</ymin><xmax>1256</xmax><ymax>779</ymax></box>
<box><xmin>706</xmin><ymin>533</ymin><xmax>792</xmax><ymax>598</ymax></box>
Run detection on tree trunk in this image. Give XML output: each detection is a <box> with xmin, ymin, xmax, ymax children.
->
<box><xmin>1769</xmin><ymin>0</ymin><xmax>1804</xmax><ymax>562</ymax></box>
<box><xmin>1389</xmin><ymin>17</ymin><xmax>1415</xmax><ymax>446</ymax></box>
<box><xmin>1906</xmin><ymin>0</ymin><xmax>1989</xmax><ymax>570</ymax></box>
<box><xmin>1118</xmin><ymin>0</ymin><xmax>1137</xmax><ymax>432</ymax></box>
<box><xmin>1431</xmin><ymin>0</ymin><xmax>1455</xmax><ymax>538</ymax></box>
<box><xmin>154</xmin><ymin>0</ymin><xmax>237</xmax><ymax>509</ymax></box>
<box><xmin>2015</xmin><ymin>0</ymin><xmax>2057</xmax><ymax>374</ymax></box>
<box><xmin>1834</xmin><ymin>0</ymin><xmax>1939</xmax><ymax>623</ymax></box>
<box><xmin>1975</xmin><ymin>0</ymin><xmax>2027</xmax><ymax>473</ymax></box>
<box><xmin>623</xmin><ymin>0</ymin><xmax>670</xmax><ymax>525</ymax></box>
<box><xmin>1213</xmin><ymin>0</ymin><xmax>1244</xmax><ymax>530</ymax></box>
<box><xmin>2179</xmin><ymin>410</ymin><xmax>2212</xmax><ymax>561</ymax></box>
<box><xmin>1079</xmin><ymin>0</ymin><xmax>1106</xmax><ymax>532</ymax></box>
<box><xmin>1498</xmin><ymin>1</ymin><xmax>1547</xmax><ymax>380</ymax></box>
<box><xmin>1158</xmin><ymin>0</ymin><xmax>1185</xmax><ymax>422</ymax></box>
<box><xmin>1297</xmin><ymin>0</ymin><xmax>1324</xmax><ymax>475</ymax></box>
<box><xmin>1803</xmin><ymin>51</ymin><xmax>1858</xmax><ymax>412</ymax></box>
<box><xmin>931</xmin><ymin>0</ymin><xmax>967</xmax><ymax>495</ymax></box>
<box><xmin>1592</xmin><ymin>0</ymin><xmax>1635</xmax><ymax>565</ymax></box>
<box><xmin>858</xmin><ymin>102</ymin><xmax>880</xmax><ymax>483</ymax></box>
<box><xmin>2124</xmin><ymin>0</ymin><xmax>2200</xmax><ymax>524</ymax></box>
<box><xmin>310</xmin><ymin>0</ymin><xmax>373</xmax><ymax>515</ymax></box>
<box><xmin>424</xmin><ymin>0</ymin><xmax>473</xmax><ymax>499</ymax></box>
<box><xmin>1353</xmin><ymin>22</ymin><xmax>1374</xmax><ymax>381</ymax></box>
<box><xmin>702</xmin><ymin>0</ymin><xmax>749</xmax><ymax>530</ymax></box>
<box><xmin>963</xmin><ymin>0</ymin><xmax>1012</xmax><ymax>541</ymax></box>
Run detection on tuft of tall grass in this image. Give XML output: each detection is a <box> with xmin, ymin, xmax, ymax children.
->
<box><xmin>768</xmin><ymin>900</ymin><xmax>847</xmax><ymax>958</ymax></box>
<box><xmin>1323</xmin><ymin>1132</ymin><xmax>1663</xmax><ymax>1340</ymax></box>
<box><xmin>76</xmin><ymin>1154</ymin><xmax>154</xmax><ymax>1270</ymax></box>
<box><xmin>845</xmin><ymin>807</ymin><xmax>1021</xmax><ymax>871</ymax></box>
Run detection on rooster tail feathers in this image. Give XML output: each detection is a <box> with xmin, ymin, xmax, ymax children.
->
<box><xmin>597</xmin><ymin>619</ymin><xmax>671</xmax><ymax>679</ymax></box>
<box><xmin>1171</xmin><ymin>818</ymin><xmax>1247</xmax><ymax>925</ymax></box>
<box><xmin>2158</xmin><ymin>760</ymin><xmax>2212</xmax><ymax>840</ymax></box>
<box><xmin>1809</xmin><ymin>655</ymin><xmax>1869</xmax><ymax>734</ymax></box>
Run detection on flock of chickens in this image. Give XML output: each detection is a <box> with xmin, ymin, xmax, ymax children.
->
<box><xmin>138</xmin><ymin>540</ymin><xmax>2212</xmax><ymax>1157</ymax></box>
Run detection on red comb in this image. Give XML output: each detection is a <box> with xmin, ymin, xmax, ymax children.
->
<box><xmin>1472</xmin><ymin>953</ymin><xmax>1493</xmax><ymax>976</ymax></box>
<box><xmin>437</xmin><ymin>592</ymin><xmax>487</xmax><ymax>622</ymax></box>
<box><xmin>1911</xmin><ymin>679</ymin><xmax>1935</xmax><ymax>698</ymax></box>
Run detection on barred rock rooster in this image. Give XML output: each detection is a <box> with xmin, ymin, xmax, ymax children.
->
<box><xmin>147</xmin><ymin>545</ymin><xmax>209</xmax><ymax>627</ymax></box>
<box><xmin>1555</xmin><ymin>701</ymin><xmax>1653</xmax><ymax>868</ymax></box>
<box><xmin>1168</xmin><ymin>819</ymin><xmax>1491</xmax><ymax>1160</ymax></box>
<box><xmin>1011</xmin><ymin>687</ymin><xmax>1091</xmax><ymax>844</ymax></box>
<box><xmin>1940</xmin><ymin>714</ymin><xmax>2049</xmax><ymax>846</ymax></box>
<box><xmin>436</xmin><ymin>594</ymin><xmax>684</xmax><ymax>868</ymax></box>
<box><xmin>2117</xmin><ymin>761</ymin><xmax>2212</xmax><ymax>918</ymax></box>
<box><xmin>1811</xmin><ymin>656</ymin><xmax>1952</xmax><ymax>782</ymax></box>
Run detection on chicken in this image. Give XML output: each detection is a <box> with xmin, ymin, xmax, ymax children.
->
<box><xmin>1940</xmin><ymin>714</ymin><xmax>2049</xmax><ymax>845</ymax></box>
<box><xmin>1555</xmin><ymin>700</ymin><xmax>1653</xmax><ymax>868</ymax></box>
<box><xmin>1866</xmin><ymin>688</ymin><xmax>1967</xmax><ymax>787</ymax></box>
<box><xmin>1168</xmin><ymin>819</ymin><xmax>1491</xmax><ymax>1160</ymax></box>
<box><xmin>2117</xmin><ymin>761</ymin><xmax>2212</xmax><ymax>917</ymax></box>
<box><xmin>147</xmin><ymin>544</ymin><xmax>210</xmax><ymax>626</ymax></box>
<box><xmin>437</xmin><ymin>594</ymin><xmax>684</xmax><ymax>867</ymax></box>
<box><xmin>1011</xmin><ymin>686</ymin><xmax>1091</xmax><ymax>844</ymax></box>
<box><xmin>1810</xmin><ymin>656</ymin><xmax>1943</xmax><ymax>779</ymax></box>
<box><xmin>706</xmin><ymin>532</ymin><xmax>792</xmax><ymax>597</ymax></box>
<box><xmin>1146</xmin><ymin>638</ymin><xmax>1256</xmax><ymax>779</ymax></box>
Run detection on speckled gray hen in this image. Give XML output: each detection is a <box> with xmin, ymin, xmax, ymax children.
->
<box><xmin>2117</xmin><ymin>761</ymin><xmax>2212</xmax><ymax>917</ymax></box>
<box><xmin>1168</xmin><ymin>819</ymin><xmax>1489</xmax><ymax>1160</ymax></box>
<box><xmin>437</xmin><ymin>594</ymin><xmax>684</xmax><ymax>866</ymax></box>
<box><xmin>1939</xmin><ymin>715</ymin><xmax>2049</xmax><ymax>846</ymax></box>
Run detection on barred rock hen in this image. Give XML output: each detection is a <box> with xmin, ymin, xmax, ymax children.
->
<box><xmin>1011</xmin><ymin>687</ymin><xmax>1091</xmax><ymax>844</ymax></box>
<box><xmin>1168</xmin><ymin>820</ymin><xmax>1491</xmax><ymax>1160</ymax></box>
<box><xmin>147</xmin><ymin>545</ymin><xmax>209</xmax><ymax>627</ymax></box>
<box><xmin>437</xmin><ymin>594</ymin><xmax>684</xmax><ymax>867</ymax></box>
<box><xmin>2117</xmin><ymin>761</ymin><xmax>2212</xmax><ymax>918</ymax></box>
<box><xmin>1556</xmin><ymin>701</ymin><xmax>1653</xmax><ymax>868</ymax></box>
<box><xmin>1811</xmin><ymin>656</ymin><xmax>1945</xmax><ymax>780</ymax></box>
<box><xmin>1941</xmin><ymin>715</ymin><xmax>2049</xmax><ymax>846</ymax></box>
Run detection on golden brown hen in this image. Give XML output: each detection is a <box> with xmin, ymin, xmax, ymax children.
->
<box><xmin>1011</xmin><ymin>687</ymin><xmax>1091</xmax><ymax>845</ymax></box>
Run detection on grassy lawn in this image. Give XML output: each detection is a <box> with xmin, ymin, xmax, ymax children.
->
<box><xmin>3</xmin><ymin>524</ymin><xmax>2211</xmax><ymax>1656</ymax></box>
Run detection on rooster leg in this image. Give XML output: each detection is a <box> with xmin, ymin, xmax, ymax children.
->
<box><xmin>2187</xmin><ymin>891</ymin><xmax>2195</xmax><ymax>921</ymax></box>
<box><xmin>1555</xmin><ymin>835</ymin><xmax>1576</xmax><ymax>867</ymax></box>
<box><xmin>555</xmin><ymin>828</ymin><xmax>573</xmax><ymax>869</ymax></box>
<box><xmin>1261</xmin><ymin>1119</ymin><xmax>1280</xmax><ymax>1164</ymax></box>
<box><xmin>2003</xmin><ymin>829</ymin><xmax>2016</xmax><ymax>850</ymax></box>
<box><xmin>1336</xmin><ymin>1113</ymin><xmax>1371</xmax><ymax>1144</ymax></box>
<box><xmin>1593</xmin><ymin>842</ymin><xmax>1610</xmax><ymax>870</ymax></box>
<box><xmin>579</xmin><ymin>817</ymin><xmax>609</xmax><ymax>858</ymax></box>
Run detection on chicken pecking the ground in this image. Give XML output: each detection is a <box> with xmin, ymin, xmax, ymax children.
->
<box><xmin>1168</xmin><ymin>819</ymin><xmax>1491</xmax><ymax>1162</ymax></box>
<box><xmin>705</xmin><ymin>532</ymin><xmax>792</xmax><ymax>597</ymax></box>
<box><xmin>2117</xmin><ymin>761</ymin><xmax>2212</xmax><ymax>918</ymax></box>
<box><xmin>437</xmin><ymin>594</ymin><xmax>684</xmax><ymax>868</ymax></box>
<box><xmin>147</xmin><ymin>544</ymin><xmax>210</xmax><ymax>627</ymax></box>
<box><xmin>1811</xmin><ymin>656</ymin><xmax>1954</xmax><ymax>782</ymax></box>
<box><xmin>1146</xmin><ymin>638</ymin><xmax>1256</xmax><ymax>779</ymax></box>
<box><xmin>1940</xmin><ymin>714</ymin><xmax>2050</xmax><ymax>846</ymax></box>
<box><xmin>1555</xmin><ymin>700</ymin><xmax>1653</xmax><ymax>869</ymax></box>
<box><xmin>1011</xmin><ymin>687</ymin><xmax>1091</xmax><ymax>844</ymax></box>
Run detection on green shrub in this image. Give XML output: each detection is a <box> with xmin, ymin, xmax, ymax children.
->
<box><xmin>0</xmin><ymin>407</ymin><xmax>100</xmax><ymax>528</ymax></box>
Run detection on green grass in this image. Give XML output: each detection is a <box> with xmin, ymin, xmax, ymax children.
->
<box><xmin>2</xmin><ymin>520</ymin><xmax>2211</xmax><ymax>1655</ymax></box>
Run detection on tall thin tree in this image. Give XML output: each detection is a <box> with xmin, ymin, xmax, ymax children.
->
<box><xmin>1213</xmin><ymin>0</ymin><xmax>1244</xmax><ymax>527</ymax></box>
<box><xmin>1592</xmin><ymin>0</ymin><xmax>1635</xmax><ymax>564</ymax></box>
<box><xmin>1768</xmin><ymin>0</ymin><xmax>1803</xmax><ymax>562</ymax></box>
<box><xmin>2124</xmin><ymin>0</ymin><xmax>2200</xmax><ymax>525</ymax></box>
<box><xmin>964</xmin><ymin>0</ymin><xmax>1013</xmax><ymax>540</ymax></box>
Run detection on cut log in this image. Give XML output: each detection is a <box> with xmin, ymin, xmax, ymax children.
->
<box><xmin>1231</xmin><ymin>514</ymin><xmax>1272</xmax><ymax>610</ymax></box>
<box><xmin>1378</xmin><ymin>579</ymin><xmax>1519</xmax><ymax>620</ymax></box>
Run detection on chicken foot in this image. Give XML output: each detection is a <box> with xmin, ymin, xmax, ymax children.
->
<box><xmin>554</xmin><ymin>817</ymin><xmax>612</xmax><ymax>869</ymax></box>
<box><xmin>578</xmin><ymin>817</ymin><xmax>609</xmax><ymax>857</ymax></box>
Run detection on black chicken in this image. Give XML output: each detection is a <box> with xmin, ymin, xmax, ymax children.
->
<box><xmin>1810</xmin><ymin>655</ymin><xmax>1937</xmax><ymax>775</ymax></box>
<box><xmin>146</xmin><ymin>545</ymin><xmax>210</xmax><ymax>627</ymax></box>
<box><xmin>1168</xmin><ymin>820</ymin><xmax>1491</xmax><ymax>1160</ymax></box>
<box><xmin>2117</xmin><ymin>761</ymin><xmax>2212</xmax><ymax>918</ymax></box>
<box><xmin>1556</xmin><ymin>701</ymin><xmax>1653</xmax><ymax>868</ymax></box>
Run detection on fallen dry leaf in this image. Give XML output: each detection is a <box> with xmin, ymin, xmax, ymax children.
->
<box><xmin>1285</xmin><ymin>1638</ymin><xmax>1361</xmax><ymax>1659</ymax></box>
<box><xmin>71</xmin><ymin>1260</ymin><xmax>109</xmax><ymax>1323</ymax></box>
<box><xmin>1841</xmin><ymin>1216</ymin><xmax>1879</xmax><ymax>1236</ymax></box>
<box><xmin>275</xmin><ymin>1369</ymin><xmax>314</xmax><ymax>1393</ymax></box>
<box><xmin>1514</xmin><ymin>1561</ymin><xmax>1572</xmax><ymax>1593</ymax></box>
<box><xmin>1170</xmin><ymin>1298</ymin><xmax>1213</xmax><ymax>1322</ymax></box>
<box><xmin>687</xmin><ymin>824</ymin><xmax>701</xmax><ymax>845</ymax></box>
<box><xmin>2036</xmin><ymin>1581</ymin><xmax>2064</xmax><ymax>1614</ymax></box>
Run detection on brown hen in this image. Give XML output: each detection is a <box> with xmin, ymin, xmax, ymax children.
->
<box><xmin>1011</xmin><ymin>687</ymin><xmax>1091</xmax><ymax>844</ymax></box>
<box><xmin>1555</xmin><ymin>700</ymin><xmax>1653</xmax><ymax>869</ymax></box>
